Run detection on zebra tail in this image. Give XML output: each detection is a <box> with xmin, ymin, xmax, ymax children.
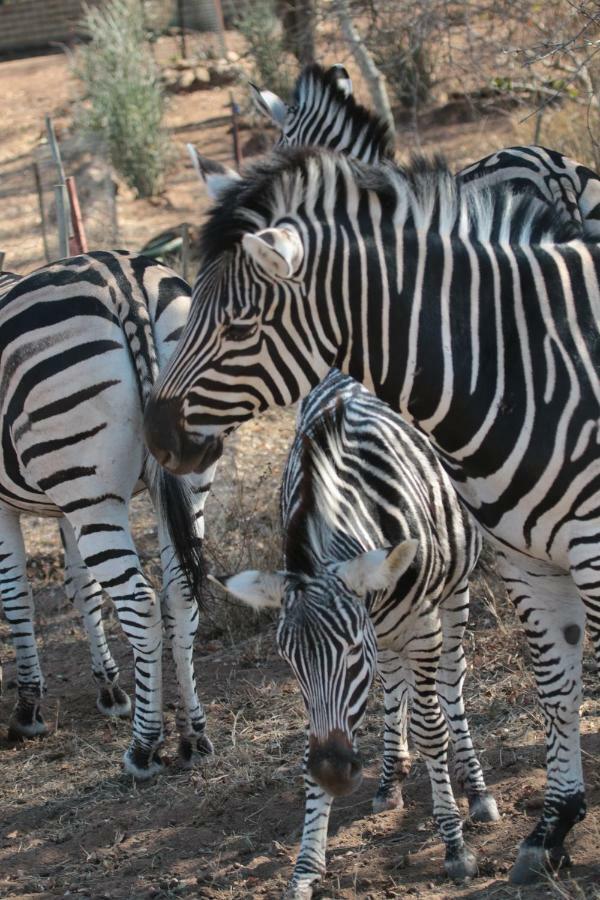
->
<box><xmin>147</xmin><ymin>456</ymin><xmax>206</xmax><ymax>605</ymax></box>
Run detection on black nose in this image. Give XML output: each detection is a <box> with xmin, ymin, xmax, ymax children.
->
<box><xmin>307</xmin><ymin>729</ymin><xmax>363</xmax><ymax>797</ymax></box>
<box><xmin>144</xmin><ymin>396</ymin><xmax>185</xmax><ymax>471</ymax></box>
<box><xmin>144</xmin><ymin>397</ymin><xmax>225</xmax><ymax>475</ymax></box>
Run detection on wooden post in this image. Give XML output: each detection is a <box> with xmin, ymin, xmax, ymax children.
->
<box><xmin>230</xmin><ymin>92</ymin><xmax>241</xmax><ymax>171</ymax></box>
<box><xmin>212</xmin><ymin>0</ymin><xmax>227</xmax><ymax>57</ymax></box>
<box><xmin>0</xmin><ymin>250</ymin><xmax>5</xmax><ymax>271</ymax></box>
<box><xmin>66</xmin><ymin>176</ymin><xmax>88</xmax><ymax>254</ymax></box>
<box><xmin>54</xmin><ymin>184</ymin><xmax>70</xmax><ymax>259</ymax></box>
<box><xmin>33</xmin><ymin>162</ymin><xmax>51</xmax><ymax>263</ymax></box>
<box><xmin>177</xmin><ymin>0</ymin><xmax>187</xmax><ymax>59</ymax></box>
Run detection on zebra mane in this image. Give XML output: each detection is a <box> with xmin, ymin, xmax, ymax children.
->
<box><xmin>285</xmin><ymin>400</ymin><xmax>364</xmax><ymax>578</ymax></box>
<box><xmin>290</xmin><ymin>63</ymin><xmax>395</xmax><ymax>161</ymax></box>
<box><xmin>199</xmin><ymin>147</ymin><xmax>582</xmax><ymax>263</ymax></box>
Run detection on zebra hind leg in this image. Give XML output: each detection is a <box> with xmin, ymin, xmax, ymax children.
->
<box><xmin>499</xmin><ymin>554</ymin><xmax>586</xmax><ymax>884</ymax></box>
<box><xmin>373</xmin><ymin>649</ymin><xmax>411</xmax><ymax>813</ymax></box>
<box><xmin>59</xmin><ymin>519</ymin><xmax>131</xmax><ymax>718</ymax></box>
<box><xmin>66</xmin><ymin>505</ymin><xmax>165</xmax><ymax>780</ymax></box>
<box><xmin>0</xmin><ymin>509</ymin><xmax>48</xmax><ymax>739</ymax></box>
<box><xmin>438</xmin><ymin>584</ymin><xmax>499</xmax><ymax>823</ymax></box>
<box><xmin>156</xmin><ymin>468</ymin><xmax>214</xmax><ymax>766</ymax></box>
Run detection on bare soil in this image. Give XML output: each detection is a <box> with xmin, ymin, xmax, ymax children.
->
<box><xmin>0</xmin><ymin>30</ymin><xmax>599</xmax><ymax>900</ymax></box>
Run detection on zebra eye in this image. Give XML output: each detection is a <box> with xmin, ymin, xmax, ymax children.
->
<box><xmin>224</xmin><ymin>321</ymin><xmax>258</xmax><ymax>342</ymax></box>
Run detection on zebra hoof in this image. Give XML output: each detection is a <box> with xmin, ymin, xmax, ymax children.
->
<box><xmin>509</xmin><ymin>845</ymin><xmax>570</xmax><ymax>885</ymax></box>
<box><xmin>123</xmin><ymin>746</ymin><xmax>165</xmax><ymax>780</ymax></box>
<box><xmin>97</xmin><ymin>684</ymin><xmax>132</xmax><ymax>718</ymax></box>
<box><xmin>468</xmin><ymin>792</ymin><xmax>500</xmax><ymax>823</ymax></box>
<box><xmin>372</xmin><ymin>783</ymin><xmax>404</xmax><ymax>813</ymax></box>
<box><xmin>8</xmin><ymin>705</ymin><xmax>49</xmax><ymax>739</ymax></box>
<box><xmin>445</xmin><ymin>845</ymin><xmax>478</xmax><ymax>882</ymax></box>
<box><xmin>178</xmin><ymin>731</ymin><xmax>214</xmax><ymax>768</ymax></box>
<box><xmin>283</xmin><ymin>880</ymin><xmax>317</xmax><ymax>899</ymax></box>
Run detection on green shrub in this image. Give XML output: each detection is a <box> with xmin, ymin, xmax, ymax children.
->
<box><xmin>235</xmin><ymin>0</ymin><xmax>294</xmax><ymax>99</ymax></box>
<box><xmin>75</xmin><ymin>0</ymin><xmax>171</xmax><ymax>198</ymax></box>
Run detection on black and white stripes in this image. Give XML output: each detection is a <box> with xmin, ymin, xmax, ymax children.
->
<box><xmin>0</xmin><ymin>251</ymin><xmax>213</xmax><ymax>777</ymax></box>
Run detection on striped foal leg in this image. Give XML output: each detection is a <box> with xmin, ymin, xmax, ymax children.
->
<box><xmin>405</xmin><ymin>617</ymin><xmax>477</xmax><ymax>880</ymax></box>
<box><xmin>372</xmin><ymin>648</ymin><xmax>411</xmax><ymax>812</ymax></box>
<box><xmin>437</xmin><ymin>583</ymin><xmax>499</xmax><ymax>822</ymax></box>
<box><xmin>286</xmin><ymin>735</ymin><xmax>333</xmax><ymax>899</ymax></box>
<box><xmin>59</xmin><ymin>519</ymin><xmax>131</xmax><ymax>717</ymax></box>
<box><xmin>498</xmin><ymin>553</ymin><xmax>586</xmax><ymax>884</ymax></box>
<box><xmin>0</xmin><ymin>508</ymin><xmax>48</xmax><ymax>737</ymax></box>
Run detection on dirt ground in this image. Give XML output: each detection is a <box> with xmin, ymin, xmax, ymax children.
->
<box><xmin>1</xmin><ymin>29</ymin><xmax>600</xmax><ymax>900</ymax></box>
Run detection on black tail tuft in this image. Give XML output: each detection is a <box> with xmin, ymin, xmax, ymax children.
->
<box><xmin>159</xmin><ymin>470</ymin><xmax>206</xmax><ymax>604</ymax></box>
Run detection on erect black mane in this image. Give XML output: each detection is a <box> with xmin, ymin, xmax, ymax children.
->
<box><xmin>198</xmin><ymin>146</ymin><xmax>583</xmax><ymax>266</ymax></box>
<box><xmin>293</xmin><ymin>63</ymin><xmax>396</xmax><ymax>161</ymax></box>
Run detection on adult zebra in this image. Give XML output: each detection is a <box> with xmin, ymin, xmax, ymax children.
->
<box><xmin>144</xmin><ymin>148</ymin><xmax>597</xmax><ymax>882</ymax></box>
<box><xmin>251</xmin><ymin>62</ymin><xmax>600</xmax><ymax>238</ymax></box>
<box><xmin>213</xmin><ymin>368</ymin><xmax>498</xmax><ymax>895</ymax></box>
<box><xmin>0</xmin><ymin>251</ymin><xmax>214</xmax><ymax>778</ymax></box>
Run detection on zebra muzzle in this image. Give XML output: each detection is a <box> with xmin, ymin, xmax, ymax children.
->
<box><xmin>144</xmin><ymin>397</ymin><xmax>223</xmax><ymax>474</ymax></box>
<box><xmin>307</xmin><ymin>729</ymin><xmax>363</xmax><ymax>797</ymax></box>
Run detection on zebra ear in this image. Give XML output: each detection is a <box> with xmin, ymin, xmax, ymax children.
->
<box><xmin>334</xmin><ymin>540</ymin><xmax>418</xmax><ymax>598</ymax></box>
<box><xmin>242</xmin><ymin>227</ymin><xmax>304</xmax><ymax>279</ymax></box>
<box><xmin>186</xmin><ymin>144</ymin><xmax>240</xmax><ymax>200</ymax></box>
<box><xmin>208</xmin><ymin>571</ymin><xmax>285</xmax><ymax>610</ymax></box>
<box><xmin>249</xmin><ymin>83</ymin><xmax>288</xmax><ymax>128</ymax></box>
<box><xmin>328</xmin><ymin>64</ymin><xmax>353</xmax><ymax>98</ymax></box>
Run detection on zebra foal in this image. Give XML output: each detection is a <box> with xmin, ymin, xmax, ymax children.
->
<box><xmin>214</xmin><ymin>369</ymin><xmax>497</xmax><ymax>896</ymax></box>
<box><xmin>144</xmin><ymin>148</ymin><xmax>597</xmax><ymax>882</ymax></box>
<box><xmin>0</xmin><ymin>251</ymin><xmax>213</xmax><ymax>777</ymax></box>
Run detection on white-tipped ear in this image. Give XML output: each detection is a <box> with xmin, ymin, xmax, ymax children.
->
<box><xmin>329</xmin><ymin>64</ymin><xmax>353</xmax><ymax>98</ymax></box>
<box><xmin>249</xmin><ymin>83</ymin><xmax>288</xmax><ymax>128</ymax></box>
<box><xmin>242</xmin><ymin>226</ymin><xmax>304</xmax><ymax>279</ymax></box>
<box><xmin>333</xmin><ymin>540</ymin><xmax>418</xmax><ymax>598</ymax></box>
<box><xmin>186</xmin><ymin>144</ymin><xmax>240</xmax><ymax>200</ymax></box>
<box><xmin>208</xmin><ymin>571</ymin><xmax>284</xmax><ymax>610</ymax></box>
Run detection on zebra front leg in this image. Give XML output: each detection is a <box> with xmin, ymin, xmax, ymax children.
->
<box><xmin>285</xmin><ymin>736</ymin><xmax>334</xmax><ymax>899</ymax></box>
<box><xmin>438</xmin><ymin>584</ymin><xmax>499</xmax><ymax>823</ymax></box>
<box><xmin>70</xmin><ymin>509</ymin><xmax>165</xmax><ymax>779</ymax></box>
<box><xmin>0</xmin><ymin>509</ymin><xmax>48</xmax><ymax>738</ymax></box>
<box><xmin>59</xmin><ymin>519</ymin><xmax>131</xmax><ymax>717</ymax></box>
<box><xmin>406</xmin><ymin>624</ymin><xmax>477</xmax><ymax>881</ymax></box>
<box><xmin>499</xmin><ymin>554</ymin><xmax>586</xmax><ymax>884</ymax></box>
<box><xmin>373</xmin><ymin>649</ymin><xmax>411</xmax><ymax>812</ymax></box>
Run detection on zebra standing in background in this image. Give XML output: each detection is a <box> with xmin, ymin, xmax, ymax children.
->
<box><xmin>251</xmin><ymin>62</ymin><xmax>600</xmax><ymax>238</ymax></box>
<box><xmin>0</xmin><ymin>251</ymin><xmax>215</xmax><ymax>778</ymax></box>
<box><xmin>213</xmin><ymin>369</ymin><xmax>498</xmax><ymax>896</ymax></box>
<box><xmin>144</xmin><ymin>148</ymin><xmax>597</xmax><ymax>883</ymax></box>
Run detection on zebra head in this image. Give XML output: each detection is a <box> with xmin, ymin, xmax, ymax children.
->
<box><xmin>212</xmin><ymin>540</ymin><xmax>417</xmax><ymax>797</ymax></box>
<box><xmin>250</xmin><ymin>63</ymin><xmax>393</xmax><ymax>164</ymax></box>
<box><xmin>144</xmin><ymin>149</ymin><xmax>353</xmax><ymax>475</ymax></box>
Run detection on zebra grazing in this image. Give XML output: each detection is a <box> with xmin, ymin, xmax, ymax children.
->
<box><xmin>0</xmin><ymin>251</ymin><xmax>214</xmax><ymax>778</ymax></box>
<box><xmin>252</xmin><ymin>62</ymin><xmax>600</xmax><ymax>238</ymax></box>
<box><xmin>213</xmin><ymin>368</ymin><xmax>498</xmax><ymax>895</ymax></box>
<box><xmin>144</xmin><ymin>148</ymin><xmax>598</xmax><ymax>883</ymax></box>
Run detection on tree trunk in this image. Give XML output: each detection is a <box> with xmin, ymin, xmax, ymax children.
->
<box><xmin>277</xmin><ymin>0</ymin><xmax>315</xmax><ymax>65</ymax></box>
<box><xmin>335</xmin><ymin>0</ymin><xmax>395</xmax><ymax>135</ymax></box>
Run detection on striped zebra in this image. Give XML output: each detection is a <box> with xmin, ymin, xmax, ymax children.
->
<box><xmin>213</xmin><ymin>368</ymin><xmax>498</xmax><ymax>895</ymax></box>
<box><xmin>251</xmin><ymin>62</ymin><xmax>600</xmax><ymax>239</ymax></box>
<box><xmin>0</xmin><ymin>251</ymin><xmax>214</xmax><ymax>778</ymax></box>
<box><xmin>144</xmin><ymin>148</ymin><xmax>597</xmax><ymax>883</ymax></box>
